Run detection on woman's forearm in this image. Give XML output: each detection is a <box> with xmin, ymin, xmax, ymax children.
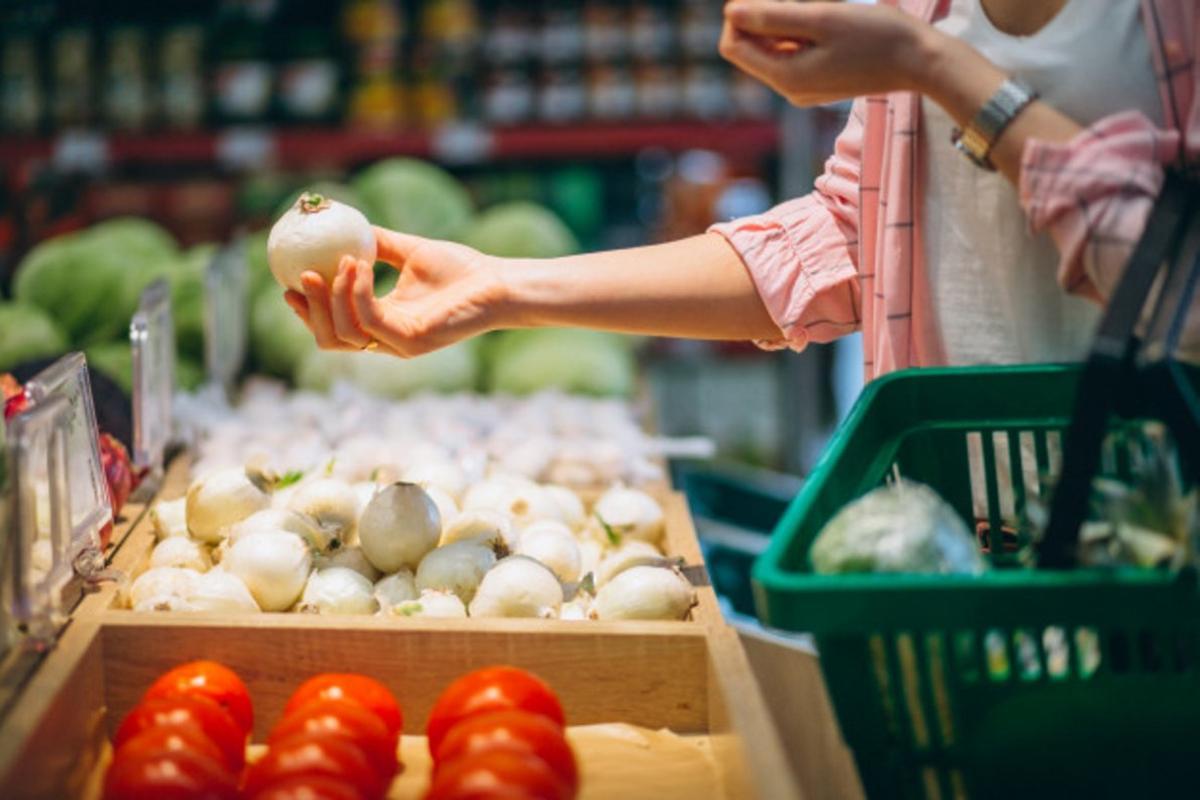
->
<box><xmin>915</xmin><ymin>30</ymin><xmax>1083</xmax><ymax>185</ymax></box>
<box><xmin>495</xmin><ymin>232</ymin><xmax>781</xmax><ymax>341</ymax></box>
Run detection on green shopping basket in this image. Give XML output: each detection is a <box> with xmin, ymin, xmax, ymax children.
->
<box><xmin>752</xmin><ymin>172</ymin><xmax>1200</xmax><ymax>799</ymax></box>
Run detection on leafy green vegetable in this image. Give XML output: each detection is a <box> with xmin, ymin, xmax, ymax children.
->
<box><xmin>352</xmin><ymin>158</ymin><xmax>474</xmax><ymax>241</ymax></box>
<box><xmin>810</xmin><ymin>480</ymin><xmax>985</xmax><ymax>575</ymax></box>
<box><xmin>487</xmin><ymin>329</ymin><xmax>635</xmax><ymax>397</ymax></box>
<box><xmin>463</xmin><ymin>202</ymin><xmax>579</xmax><ymax>259</ymax></box>
<box><xmin>252</xmin><ymin>285</ymin><xmax>317</xmax><ymax>378</ymax></box>
<box><xmin>0</xmin><ymin>302</ymin><xmax>68</xmax><ymax>371</ymax></box>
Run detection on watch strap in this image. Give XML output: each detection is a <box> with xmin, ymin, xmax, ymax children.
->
<box><xmin>952</xmin><ymin>77</ymin><xmax>1039</xmax><ymax>170</ymax></box>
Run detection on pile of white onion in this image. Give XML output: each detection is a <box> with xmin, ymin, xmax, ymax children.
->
<box><xmin>125</xmin><ymin>465</ymin><xmax>696</xmax><ymax>622</ymax></box>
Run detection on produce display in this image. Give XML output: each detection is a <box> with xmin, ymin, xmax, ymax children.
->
<box><xmin>102</xmin><ymin>661</ymin><xmax>578</xmax><ymax>800</ymax></box>
<box><xmin>127</xmin><ymin>461</ymin><xmax>696</xmax><ymax>622</ymax></box>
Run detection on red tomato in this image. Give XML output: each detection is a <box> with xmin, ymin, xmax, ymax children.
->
<box><xmin>143</xmin><ymin>661</ymin><xmax>254</xmax><ymax>735</ymax></box>
<box><xmin>113</xmin><ymin>723</ymin><xmax>228</xmax><ymax>769</ymax></box>
<box><xmin>114</xmin><ymin>695</ymin><xmax>246</xmax><ymax>772</ymax></box>
<box><xmin>426</xmin><ymin>667</ymin><xmax>565</xmax><ymax>756</ymax></box>
<box><xmin>425</xmin><ymin>748</ymin><xmax>572</xmax><ymax>800</ymax></box>
<box><xmin>103</xmin><ymin>744</ymin><xmax>239</xmax><ymax>800</ymax></box>
<box><xmin>284</xmin><ymin>674</ymin><xmax>402</xmax><ymax>738</ymax></box>
<box><xmin>269</xmin><ymin>697</ymin><xmax>398</xmax><ymax>782</ymax></box>
<box><xmin>433</xmin><ymin>711</ymin><xmax>577</xmax><ymax>792</ymax></box>
<box><xmin>247</xmin><ymin>775</ymin><xmax>368</xmax><ymax>800</ymax></box>
<box><xmin>242</xmin><ymin>730</ymin><xmax>387</xmax><ymax>800</ymax></box>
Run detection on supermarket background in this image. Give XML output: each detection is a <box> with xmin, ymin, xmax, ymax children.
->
<box><xmin>0</xmin><ymin>0</ymin><xmax>867</xmax><ymax>476</ymax></box>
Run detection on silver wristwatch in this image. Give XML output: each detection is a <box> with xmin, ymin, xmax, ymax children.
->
<box><xmin>951</xmin><ymin>77</ymin><xmax>1039</xmax><ymax>170</ymax></box>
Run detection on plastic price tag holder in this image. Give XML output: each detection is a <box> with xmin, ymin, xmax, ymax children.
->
<box><xmin>1</xmin><ymin>394</ymin><xmax>74</xmax><ymax>646</ymax></box>
<box><xmin>21</xmin><ymin>354</ymin><xmax>112</xmax><ymax>582</ymax></box>
<box><xmin>130</xmin><ymin>279</ymin><xmax>175</xmax><ymax>482</ymax></box>
<box><xmin>204</xmin><ymin>239</ymin><xmax>249</xmax><ymax>397</ymax></box>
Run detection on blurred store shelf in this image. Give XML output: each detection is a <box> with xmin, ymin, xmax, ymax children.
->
<box><xmin>0</xmin><ymin>119</ymin><xmax>779</xmax><ymax>171</ymax></box>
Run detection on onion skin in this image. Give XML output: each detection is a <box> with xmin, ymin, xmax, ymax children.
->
<box><xmin>589</xmin><ymin>565</ymin><xmax>696</xmax><ymax>621</ymax></box>
<box><xmin>267</xmin><ymin>192</ymin><xmax>376</xmax><ymax>292</ymax></box>
<box><xmin>358</xmin><ymin>482</ymin><xmax>442</xmax><ymax>573</ymax></box>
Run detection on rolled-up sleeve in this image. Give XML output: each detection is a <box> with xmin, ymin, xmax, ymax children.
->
<box><xmin>1019</xmin><ymin>110</ymin><xmax>1183</xmax><ymax>303</ymax></box>
<box><xmin>710</xmin><ymin>100</ymin><xmax>865</xmax><ymax>351</ymax></box>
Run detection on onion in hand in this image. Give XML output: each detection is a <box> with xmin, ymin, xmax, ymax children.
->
<box><xmin>267</xmin><ymin>192</ymin><xmax>376</xmax><ymax>293</ymax></box>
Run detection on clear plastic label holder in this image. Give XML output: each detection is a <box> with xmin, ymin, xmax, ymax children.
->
<box><xmin>204</xmin><ymin>238</ymin><xmax>249</xmax><ymax>398</ymax></box>
<box><xmin>130</xmin><ymin>279</ymin><xmax>175</xmax><ymax>488</ymax></box>
<box><xmin>21</xmin><ymin>353</ymin><xmax>113</xmax><ymax>588</ymax></box>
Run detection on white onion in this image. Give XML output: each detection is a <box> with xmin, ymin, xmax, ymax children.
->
<box><xmin>543</xmin><ymin>485</ymin><xmax>587</xmax><ymax>531</ymax></box>
<box><xmin>314</xmin><ymin>545</ymin><xmax>381</xmax><ymax>582</ymax></box>
<box><xmin>229</xmin><ymin>509</ymin><xmax>327</xmax><ymax>551</ymax></box>
<box><xmin>593</xmin><ymin>486</ymin><xmax>665</xmax><ymax>545</ymax></box>
<box><xmin>374</xmin><ymin>570</ymin><xmax>418</xmax><ymax>609</ymax></box>
<box><xmin>423</xmin><ymin>486</ymin><xmax>460</xmax><ymax>528</ymax></box>
<box><xmin>182</xmin><ymin>570</ymin><xmax>260</xmax><ymax>613</ymax></box>
<box><xmin>223</xmin><ymin>531</ymin><xmax>312</xmax><ymax>612</ymax></box>
<box><xmin>127</xmin><ymin>567</ymin><xmax>202</xmax><ymax>610</ymax></box>
<box><xmin>351</xmin><ymin>482</ymin><xmax>379</xmax><ymax>517</ymax></box>
<box><xmin>462</xmin><ymin>476</ymin><xmax>564</xmax><ymax>529</ymax></box>
<box><xmin>267</xmin><ymin>192</ymin><xmax>376</xmax><ymax>293</ymax></box>
<box><xmin>149</xmin><ymin>498</ymin><xmax>189</xmax><ymax>540</ymax></box>
<box><xmin>298</xmin><ymin>567</ymin><xmax>379</xmax><ymax>615</ymax></box>
<box><xmin>441</xmin><ymin>509</ymin><xmax>514</xmax><ymax>550</ymax></box>
<box><xmin>415</xmin><ymin>540</ymin><xmax>496</xmax><ymax>604</ymax></box>
<box><xmin>590</xmin><ymin>565</ymin><xmax>695</xmax><ymax>621</ymax></box>
<box><xmin>150</xmin><ymin>537</ymin><xmax>212</xmax><ymax>573</ymax></box>
<box><xmin>358</xmin><ymin>483</ymin><xmax>442</xmax><ymax>573</ymax></box>
<box><xmin>468</xmin><ymin>556</ymin><xmax>563</xmax><ymax>619</ymax></box>
<box><xmin>516</xmin><ymin>521</ymin><xmax>581</xmax><ymax>583</ymax></box>
<box><xmin>286</xmin><ymin>478</ymin><xmax>359</xmax><ymax>551</ymax></box>
<box><xmin>395</xmin><ymin>588</ymin><xmax>467</xmax><ymax>619</ymax></box>
<box><xmin>186</xmin><ymin>468</ymin><xmax>271</xmax><ymax>544</ymax></box>
<box><xmin>596</xmin><ymin>540</ymin><xmax>663</xmax><ymax>586</ymax></box>
<box><xmin>404</xmin><ymin>461</ymin><xmax>469</xmax><ymax>500</ymax></box>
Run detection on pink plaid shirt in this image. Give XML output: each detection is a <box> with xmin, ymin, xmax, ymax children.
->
<box><xmin>711</xmin><ymin>0</ymin><xmax>1197</xmax><ymax>380</ymax></box>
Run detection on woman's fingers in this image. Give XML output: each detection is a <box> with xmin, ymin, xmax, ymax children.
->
<box><xmin>301</xmin><ymin>271</ymin><xmax>359</xmax><ymax>351</ymax></box>
<box><xmin>330</xmin><ymin>256</ymin><xmax>373</xmax><ymax>348</ymax></box>
<box><xmin>374</xmin><ymin>226</ymin><xmax>427</xmax><ymax>268</ymax></box>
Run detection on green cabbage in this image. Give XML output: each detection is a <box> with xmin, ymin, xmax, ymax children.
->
<box><xmin>294</xmin><ymin>342</ymin><xmax>479</xmax><ymax>398</ymax></box>
<box><xmin>487</xmin><ymin>330</ymin><xmax>634</xmax><ymax>397</ymax></box>
<box><xmin>171</xmin><ymin>244</ymin><xmax>214</xmax><ymax>363</ymax></box>
<box><xmin>0</xmin><ymin>302</ymin><xmax>68</xmax><ymax>371</ymax></box>
<box><xmin>463</xmin><ymin>202</ymin><xmax>579</xmax><ymax>258</ymax></box>
<box><xmin>810</xmin><ymin>481</ymin><xmax>985</xmax><ymax>575</ymax></box>
<box><xmin>352</xmin><ymin>158</ymin><xmax>474</xmax><ymax>241</ymax></box>
<box><xmin>85</xmin><ymin>342</ymin><xmax>134</xmax><ymax>394</ymax></box>
<box><xmin>252</xmin><ymin>286</ymin><xmax>316</xmax><ymax>378</ymax></box>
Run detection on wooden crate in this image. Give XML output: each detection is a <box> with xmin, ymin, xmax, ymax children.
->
<box><xmin>0</xmin><ymin>617</ymin><xmax>798</xmax><ymax>799</ymax></box>
<box><xmin>80</xmin><ymin>457</ymin><xmax>724</xmax><ymax>626</ymax></box>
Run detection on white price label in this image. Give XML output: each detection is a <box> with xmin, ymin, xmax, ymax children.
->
<box><xmin>432</xmin><ymin>124</ymin><xmax>494</xmax><ymax>165</ymax></box>
<box><xmin>52</xmin><ymin>129</ymin><xmax>109</xmax><ymax>173</ymax></box>
<box><xmin>216</xmin><ymin>127</ymin><xmax>275</xmax><ymax>171</ymax></box>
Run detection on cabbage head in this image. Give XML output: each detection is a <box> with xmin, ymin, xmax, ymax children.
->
<box><xmin>810</xmin><ymin>481</ymin><xmax>985</xmax><ymax>575</ymax></box>
<box><xmin>294</xmin><ymin>342</ymin><xmax>479</xmax><ymax>398</ymax></box>
<box><xmin>252</xmin><ymin>285</ymin><xmax>316</xmax><ymax>378</ymax></box>
<box><xmin>487</xmin><ymin>330</ymin><xmax>634</xmax><ymax>397</ymax></box>
<box><xmin>0</xmin><ymin>302</ymin><xmax>68</xmax><ymax>371</ymax></box>
<box><xmin>463</xmin><ymin>202</ymin><xmax>579</xmax><ymax>259</ymax></box>
<box><xmin>352</xmin><ymin>158</ymin><xmax>473</xmax><ymax>241</ymax></box>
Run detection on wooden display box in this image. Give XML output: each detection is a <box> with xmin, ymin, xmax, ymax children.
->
<box><xmin>0</xmin><ymin>618</ymin><xmax>797</xmax><ymax>799</ymax></box>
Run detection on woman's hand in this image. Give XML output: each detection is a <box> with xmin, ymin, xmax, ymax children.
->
<box><xmin>284</xmin><ymin>227</ymin><xmax>507</xmax><ymax>357</ymax></box>
<box><xmin>719</xmin><ymin>1</ymin><xmax>939</xmax><ymax>106</ymax></box>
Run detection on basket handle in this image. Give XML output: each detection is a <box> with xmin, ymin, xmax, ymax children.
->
<box><xmin>1040</xmin><ymin>170</ymin><xmax>1199</xmax><ymax>569</ymax></box>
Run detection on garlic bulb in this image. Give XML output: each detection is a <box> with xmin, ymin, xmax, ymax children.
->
<box><xmin>286</xmin><ymin>478</ymin><xmax>359</xmax><ymax>551</ymax></box>
<box><xmin>127</xmin><ymin>567</ymin><xmax>202</xmax><ymax>610</ymax></box>
<box><xmin>267</xmin><ymin>192</ymin><xmax>376</xmax><ymax>292</ymax></box>
<box><xmin>441</xmin><ymin>509</ymin><xmax>515</xmax><ymax>550</ymax></box>
<box><xmin>415</xmin><ymin>540</ymin><xmax>497</xmax><ymax>604</ymax></box>
<box><xmin>229</xmin><ymin>509</ymin><xmax>329</xmax><ymax>552</ymax></box>
<box><xmin>223</xmin><ymin>531</ymin><xmax>312</xmax><ymax>612</ymax></box>
<box><xmin>468</xmin><ymin>556</ymin><xmax>563</xmax><ymax>619</ymax></box>
<box><xmin>596</xmin><ymin>540</ymin><xmax>663</xmax><ymax>586</ymax></box>
<box><xmin>394</xmin><ymin>588</ymin><xmax>467</xmax><ymax>619</ymax></box>
<box><xmin>593</xmin><ymin>486</ymin><xmax>665</xmax><ymax>545</ymax></box>
<box><xmin>543</xmin><ymin>485</ymin><xmax>586</xmax><ymax>531</ymax></box>
<box><xmin>150</xmin><ymin>498</ymin><xmax>189</xmax><ymax>540</ymax></box>
<box><xmin>186</xmin><ymin>468</ymin><xmax>271</xmax><ymax>544</ymax></box>
<box><xmin>314</xmin><ymin>545</ymin><xmax>381</xmax><ymax>583</ymax></box>
<box><xmin>404</xmin><ymin>461</ymin><xmax>469</xmax><ymax>500</ymax></box>
<box><xmin>182</xmin><ymin>570</ymin><xmax>260</xmax><ymax>613</ymax></box>
<box><xmin>516</xmin><ymin>521</ymin><xmax>581</xmax><ymax>583</ymax></box>
<box><xmin>150</xmin><ymin>537</ymin><xmax>212</xmax><ymax>573</ymax></box>
<box><xmin>298</xmin><ymin>567</ymin><xmax>379</xmax><ymax>615</ymax></box>
<box><xmin>590</xmin><ymin>566</ymin><xmax>695</xmax><ymax>621</ymax></box>
<box><xmin>374</xmin><ymin>570</ymin><xmax>418</xmax><ymax>609</ymax></box>
<box><xmin>358</xmin><ymin>483</ymin><xmax>443</xmax><ymax>573</ymax></box>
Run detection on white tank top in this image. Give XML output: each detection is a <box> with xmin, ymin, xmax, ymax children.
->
<box><xmin>921</xmin><ymin>0</ymin><xmax>1163</xmax><ymax>366</ymax></box>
